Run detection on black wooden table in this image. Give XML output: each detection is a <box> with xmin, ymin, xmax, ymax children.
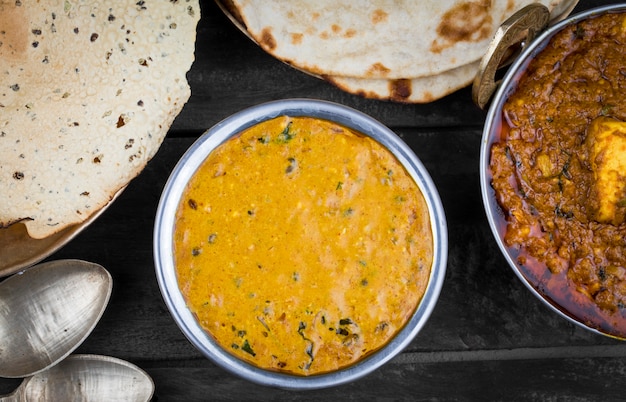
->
<box><xmin>2</xmin><ymin>1</ymin><xmax>625</xmax><ymax>400</ymax></box>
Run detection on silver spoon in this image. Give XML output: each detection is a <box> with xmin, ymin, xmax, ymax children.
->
<box><xmin>0</xmin><ymin>260</ymin><xmax>112</xmax><ymax>378</ymax></box>
<box><xmin>0</xmin><ymin>354</ymin><xmax>154</xmax><ymax>402</ymax></box>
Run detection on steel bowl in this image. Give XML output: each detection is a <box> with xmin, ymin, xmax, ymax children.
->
<box><xmin>154</xmin><ymin>99</ymin><xmax>447</xmax><ymax>389</ymax></box>
<box><xmin>480</xmin><ymin>4</ymin><xmax>626</xmax><ymax>339</ymax></box>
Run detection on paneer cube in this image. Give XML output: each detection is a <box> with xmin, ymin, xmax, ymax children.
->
<box><xmin>585</xmin><ymin>116</ymin><xmax>626</xmax><ymax>225</ymax></box>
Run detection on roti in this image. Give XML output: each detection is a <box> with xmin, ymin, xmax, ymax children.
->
<box><xmin>324</xmin><ymin>60</ymin><xmax>480</xmax><ymax>103</ymax></box>
<box><xmin>0</xmin><ymin>0</ymin><xmax>200</xmax><ymax>239</ymax></box>
<box><xmin>228</xmin><ymin>0</ymin><xmax>577</xmax><ymax>80</ymax></box>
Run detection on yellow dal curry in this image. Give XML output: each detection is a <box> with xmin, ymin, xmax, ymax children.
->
<box><xmin>174</xmin><ymin>116</ymin><xmax>433</xmax><ymax>375</ymax></box>
<box><xmin>490</xmin><ymin>12</ymin><xmax>626</xmax><ymax>336</ymax></box>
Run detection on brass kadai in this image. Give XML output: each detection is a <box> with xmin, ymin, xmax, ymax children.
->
<box><xmin>478</xmin><ymin>3</ymin><xmax>626</xmax><ymax>339</ymax></box>
<box><xmin>472</xmin><ymin>3</ymin><xmax>552</xmax><ymax>109</ymax></box>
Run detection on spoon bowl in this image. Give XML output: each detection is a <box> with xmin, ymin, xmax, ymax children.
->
<box><xmin>0</xmin><ymin>260</ymin><xmax>112</xmax><ymax>378</ymax></box>
<box><xmin>0</xmin><ymin>354</ymin><xmax>154</xmax><ymax>402</ymax></box>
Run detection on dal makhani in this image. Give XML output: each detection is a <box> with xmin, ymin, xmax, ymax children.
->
<box><xmin>174</xmin><ymin>116</ymin><xmax>433</xmax><ymax>375</ymax></box>
<box><xmin>489</xmin><ymin>12</ymin><xmax>626</xmax><ymax>335</ymax></box>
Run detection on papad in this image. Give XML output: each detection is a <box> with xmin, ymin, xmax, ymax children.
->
<box><xmin>0</xmin><ymin>0</ymin><xmax>200</xmax><ymax>239</ymax></box>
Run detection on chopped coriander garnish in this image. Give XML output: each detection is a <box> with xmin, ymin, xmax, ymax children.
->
<box><xmin>241</xmin><ymin>340</ymin><xmax>256</xmax><ymax>356</ymax></box>
<box><xmin>277</xmin><ymin>122</ymin><xmax>295</xmax><ymax>143</ymax></box>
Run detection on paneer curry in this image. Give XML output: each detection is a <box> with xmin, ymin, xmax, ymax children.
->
<box><xmin>489</xmin><ymin>12</ymin><xmax>626</xmax><ymax>336</ymax></box>
<box><xmin>174</xmin><ymin>116</ymin><xmax>433</xmax><ymax>374</ymax></box>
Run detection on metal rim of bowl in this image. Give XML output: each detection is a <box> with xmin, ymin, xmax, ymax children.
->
<box><xmin>154</xmin><ymin>98</ymin><xmax>448</xmax><ymax>389</ymax></box>
<box><xmin>480</xmin><ymin>4</ymin><xmax>626</xmax><ymax>339</ymax></box>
